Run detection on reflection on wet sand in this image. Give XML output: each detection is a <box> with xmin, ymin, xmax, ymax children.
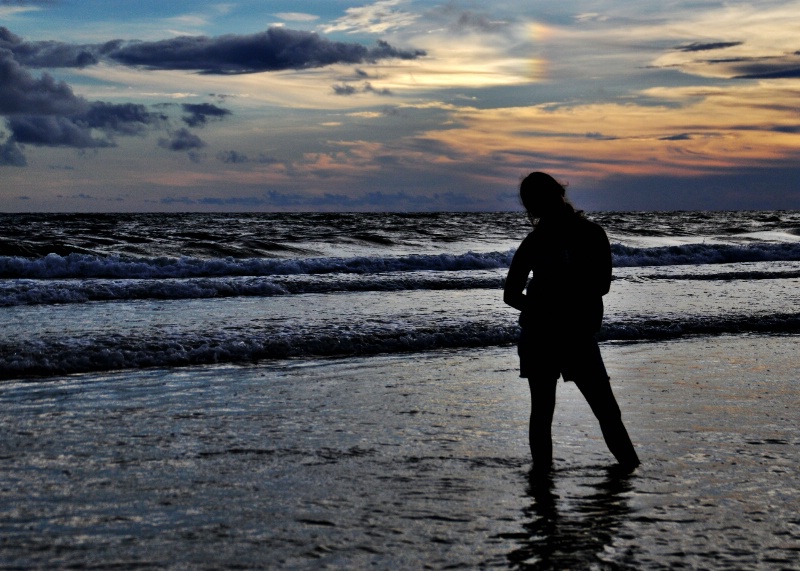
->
<box><xmin>506</xmin><ymin>467</ymin><xmax>638</xmax><ymax>570</ymax></box>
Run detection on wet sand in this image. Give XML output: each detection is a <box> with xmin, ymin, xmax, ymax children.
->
<box><xmin>1</xmin><ymin>335</ymin><xmax>798</xmax><ymax>569</ymax></box>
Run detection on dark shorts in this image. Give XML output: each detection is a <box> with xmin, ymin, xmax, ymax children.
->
<box><xmin>518</xmin><ymin>328</ymin><xmax>608</xmax><ymax>382</ymax></box>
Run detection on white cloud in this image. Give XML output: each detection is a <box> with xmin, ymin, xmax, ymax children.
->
<box><xmin>409</xmin><ymin>78</ymin><xmax>800</xmax><ymax>183</ymax></box>
<box><xmin>213</xmin><ymin>4</ymin><xmax>236</xmax><ymax>15</ymax></box>
<box><xmin>0</xmin><ymin>6</ymin><xmax>40</xmax><ymax>17</ymax></box>
<box><xmin>548</xmin><ymin>2</ymin><xmax>800</xmax><ymax>81</ymax></box>
<box><xmin>275</xmin><ymin>12</ymin><xmax>319</xmax><ymax>22</ymax></box>
<box><xmin>647</xmin><ymin>3</ymin><xmax>800</xmax><ymax>79</ymax></box>
<box><xmin>574</xmin><ymin>13</ymin><xmax>608</xmax><ymax>23</ymax></box>
<box><xmin>348</xmin><ymin>111</ymin><xmax>383</xmax><ymax>118</ymax></box>
<box><xmin>167</xmin><ymin>14</ymin><xmax>209</xmax><ymax>27</ymax></box>
<box><xmin>322</xmin><ymin>0</ymin><xmax>419</xmax><ymax>34</ymax></box>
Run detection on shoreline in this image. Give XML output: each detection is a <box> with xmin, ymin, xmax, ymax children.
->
<box><xmin>1</xmin><ymin>334</ymin><xmax>798</xmax><ymax>569</ymax></box>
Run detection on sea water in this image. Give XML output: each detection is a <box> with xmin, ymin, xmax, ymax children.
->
<box><xmin>0</xmin><ymin>340</ymin><xmax>798</xmax><ymax>569</ymax></box>
<box><xmin>1</xmin><ymin>211</ymin><xmax>799</xmax><ymax>569</ymax></box>
<box><xmin>1</xmin><ymin>211</ymin><xmax>799</xmax><ymax>379</ymax></box>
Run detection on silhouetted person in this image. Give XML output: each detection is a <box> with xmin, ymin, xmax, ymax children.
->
<box><xmin>504</xmin><ymin>172</ymin><xmax>639</xmax><ymax>475</ymax></box>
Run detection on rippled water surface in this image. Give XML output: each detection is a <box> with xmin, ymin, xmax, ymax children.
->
<box><xmin>1</xmin><ymin>336</ymin><xmax>798</xmax><ymax>569</ymax></box>
<box><xmin>2</xmin><ymin>211</ymin><xmax>800</xmax><ymax>379</ymax></box>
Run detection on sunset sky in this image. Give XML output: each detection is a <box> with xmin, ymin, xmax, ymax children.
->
<box><xmin>2</xmin><ymin>0</ymin><xmax>800</xmax><ymax>212</ymax></box>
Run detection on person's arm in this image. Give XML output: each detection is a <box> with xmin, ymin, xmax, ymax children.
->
<box><xmin>589</xmin><ymin>224</ymin><xmax>612</xmax><ymax>296</ymax></box>
<box><xmin>504</xmin><ymin>235</ymin><xmax>533</xmax><ymax>312</ymax></box>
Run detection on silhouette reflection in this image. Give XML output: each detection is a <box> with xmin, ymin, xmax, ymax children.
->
<box><xmin>506</xmin><ymin>467</ymin><xmax>637</xmax><ymax>570</ymax></box>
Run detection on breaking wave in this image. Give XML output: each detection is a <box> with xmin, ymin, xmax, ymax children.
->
<box><xmin>2</xmin><ymin>241</ymin><xmax>800</xmax><ymax>280</ymax></box>
<box><xmin>2</xmin><ymin>313</ymin><xmax>797</xmax><ymax>380</ymax></box>
<box><xmin>611</xmin><ymin>242</ymin><xmax>800</xmax><ymax>267</ymax></box>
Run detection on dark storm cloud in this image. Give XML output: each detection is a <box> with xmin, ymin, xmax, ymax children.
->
<box><xmin>3</xmin><ymin>102</ymin><xmax>161</xmax><ymax>151</ymax></box>
<box><xmin>368</xmin><ymin>40</ymin><xmax>425</xmax><ymax>62</ymax></box>
<box><xmin>585</xmin><ymin>132</ymin><xmax>616</xmax><ymax>140</ymax></box>
<box><xmin>107</xmin><ymin>28</ymin><xmax>425</xmax><ymax>74</ymax></box>
<box><xmin>669</xmin><ymin>46</ymin><xmax>800</xmax><ymax>80</ymax></box>
<box><xmin>182</xmin><ymin>103</ymin><xmax>231</xmax><ymax>127</ymax></box>
<box><xmin>158</xmin><ymin>128</ymin><xmax>206</xmax><ymax>151</ymax></box>
<box><xmin>733</xmin><ymin>57</ymin><xmax>800</xmax><ymax>79</ymax></box>
<box><xmin>159</xmin><ymin>190</ymin><xmax>484</xmax><ymax>211</ymax></box>
<box><xmin>1</xmin><ymin>47</ymin><xmax>163</xmax><ymax>159</ymax></box>
<box><xmin>1</xmin><ymin>26</ymin><xmax>425</xmax><ymax>74</ymax></box>
<box><xmin>198</xmin><ymin>196</ymin><xmax>267</xmax><ymax>206</ymax></box>
<box><xmin>8</xmin><ymin>115</ymin><xmax>111</xmax><ymax>147</ymax></box>
<box><xmin>0</xmin><ymin>27</ymin><xmax>121</xmax><ymax>68</ymax></box>
<box><xmin>217</xmin><ymin>149</ymin><xmax>249</xmax><ymax>163</ymax></box>
<box><xmin>0</xmin><ymin>139</ymin><xmax>25</xmax><ymax>166</ymax></box>
<box><xmin>0</xmin><ymin>49</ymin><xmax>88</xmax><ymax>115</ymax></box>
<box><xmin>83</xmin><ymin>102</ymin><xmax>163</xmax><ymax>135</ymax></box>
<box><xmin>332</xmin><ymin>81</ymin><xmax>392</xmax><ymax>96</ymax></box>
<box><xmin>675</xmin><ymin>50</ymin><xmax>800</xmax><ymax>79</ymax></box>
<box><xmin>0</xmin><ymin>25</ymin><xmax>420</xmax><ymax>166</ymax></box>
<box><xmin>678</xmin><ymin>41</ymin><xmax>743</xmax><ymax>52</ymax></box>
<box><xmin>771</xmin><ymin>125</ymin><xmax>800</xmax><ymax>133</ymax></box>
<box><xmin>332</xmin><ymin>83</ymin><xmax>358</xmax><ymax>96</ymax></box>
<box><xmin>364</xmin><ymin>82</ymin><xmax>393</xmax><ymax>95</ymax></box>
<box><xmin>217</xmin><ymin>150</ymin><xmax>277</xmax><ymax>164</ymax></box>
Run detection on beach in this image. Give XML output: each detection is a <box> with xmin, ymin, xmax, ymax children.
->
<box><xmin>6</xmin><ymin>0</ymin><xmax>800</xmax><ymax>565</ymax></box>
<box><xmin>1</xmin><ymin>210</ymin><xmax>799</xmax><ymax>568</ymax></box>
<box><xmin>1</xmin><ymin>335</ymin><xmax>798</xmax><ymax>570</ymax></box>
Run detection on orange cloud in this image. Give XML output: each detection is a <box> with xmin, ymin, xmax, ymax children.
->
<box><xmin>411</xmin><ymin>80</ymin><xmax>800</xmax><ymax>180</ymax></box>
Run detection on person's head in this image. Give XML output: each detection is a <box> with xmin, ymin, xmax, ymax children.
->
<box><xmin>519</xmin><ymin>171</ymin><xmax>571</xmax><ymax>223</ymax></box>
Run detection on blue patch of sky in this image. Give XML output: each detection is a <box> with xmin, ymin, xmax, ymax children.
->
<box><xmin>8</xmin><ymin>0</ymin><xmax>350</xmax><ymax>41</ymax></box>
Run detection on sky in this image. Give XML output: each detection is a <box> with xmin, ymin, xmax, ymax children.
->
<box><xmin>2</xmin><ymin>0</ymin><xmax>800</xmax><ymax>212</ymax></box>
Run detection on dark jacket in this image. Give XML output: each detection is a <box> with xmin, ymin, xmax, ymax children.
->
<box><xmin>505</xmin><ymin>212</ymin><xmax>612</xmax><ymax>334</ymax></box>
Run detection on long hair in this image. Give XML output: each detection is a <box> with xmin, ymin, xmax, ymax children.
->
<box><xmin>519</xmin><ymin>172</ymin><xmax>575</xmax><ymax>226</ymax></box>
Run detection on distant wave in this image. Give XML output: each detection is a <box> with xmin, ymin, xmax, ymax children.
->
<box><xmin>599</xmin><ymin>313</ymin><xmax>800</xmax><ymax>340</ymax></box>
<box><xmin>4</xmin><ymin>265</ymin><xmax>800</xmax><ymax>307</ymax></box>
<box><xmin>627</xmin><ymin>269</ymin><xmax>800</xmax><ymax>282</ymax></box>
<box><xmin>2</xmin><ymin>313</ymin><xmax>798</xmax><ymax>380</ymax></box>
<box><xmin>0</xmin><ymin>273</ymin><xmax>505</xmax><ymax>306</ymax></box>
<box><xmin>0</xmin><ymin>321</ymin><xmax>518</xmax><ymax>379</ymax></box>
<box><xmin>3</xmin><ymin>243</ymin><xmax>800</xmax><ymax>307</ymax></box>
<box><xmin>0</xmin><ymin>251</ymin><xmax>515</xmax><ymax>280</ymax></box>
<box><xmin>611</xmin><ymin>242</ymin><xmax>800</xmax><ymax>267</ymax></box>
<box><xmin>3</xmin><ymin>241</ymin><xmax>800</xmax><ymax>281</ymax></box>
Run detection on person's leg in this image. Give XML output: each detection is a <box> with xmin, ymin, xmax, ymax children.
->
<box><xmin>575</xmin><ymin>376</ymin><xmax>639</xmax><ymax>469</ymax></box>
<box><xmin>528</xmin><ymin>377</ymin><xmax>558</xmax><ymax>473</ymax></box>
<box><xmin>564</xmin><ymin>335</ymin><xmax>639</xmax><ymax>470</ymax></box>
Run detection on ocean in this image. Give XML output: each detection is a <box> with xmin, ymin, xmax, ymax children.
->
<box><xmin>1</xmin><ymin>210</ymin><xmax>799</xmax><ymax>569</ymax></box>
<box><xmin>2</xmin><ymin>210</ymin><xmax>800</xmax><ymax>378</ymax></box>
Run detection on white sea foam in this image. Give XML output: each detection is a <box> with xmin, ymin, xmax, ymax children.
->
<box><xmin>2</xmin><ymin>311</ymin><xmax>798</xmax><ymax>379</ymax></box>
<box><xmin>3</xmin><ymin>211</ymin><xmax>799</xmax><ymax>380</ymax></box>
<box><xmin>3</xmin><ymin>241</ymin><xmax>800</xmax><ymax>281</ymax></box>
<box><xmin>0</xmin><ymin>271</ymin><xmax>507</xmax><ymax>306</ymax></box>
<box><xmin>3</xmin><ymin>242</ymin><xmax>800</xmax><ymax>308</ymax></box>
<box><xmin>0</xmin><ymin>251</ymin><xmax>517</xmax><ymax>280</ymax></box>
<box><xmin>611</xmin><ymin>241</ymin><xmax>800</xmax><ymax>267</ymax></box>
